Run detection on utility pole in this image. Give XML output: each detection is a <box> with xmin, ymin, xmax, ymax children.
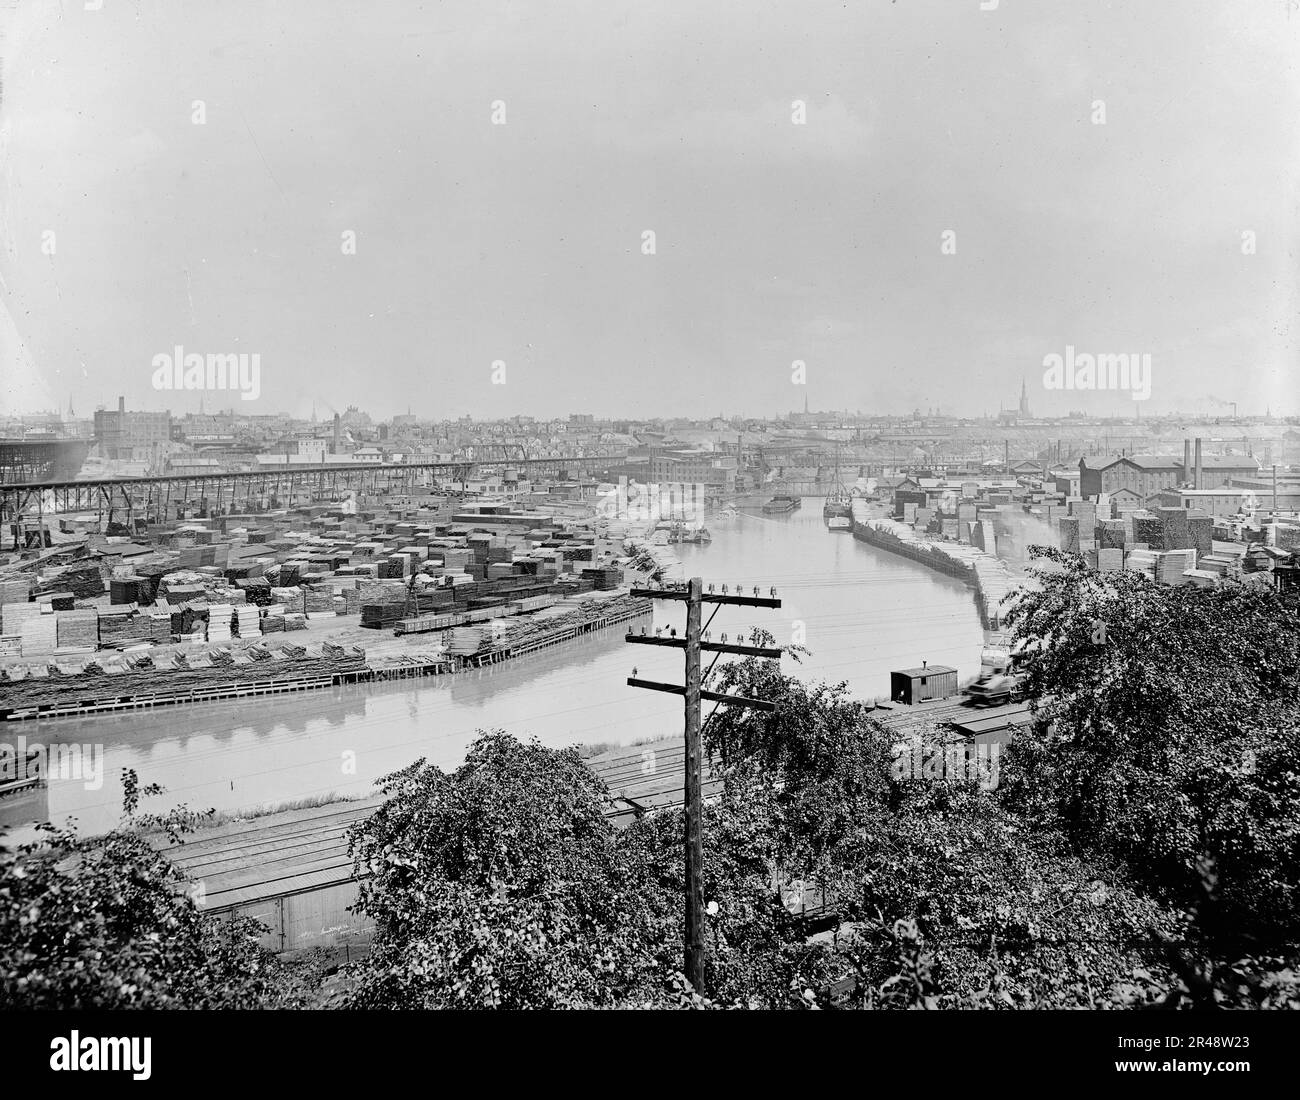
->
<box><xmin>626</xmin><ymin>577</ymin><xmax>783</xmax><ymax>994</ymax></box>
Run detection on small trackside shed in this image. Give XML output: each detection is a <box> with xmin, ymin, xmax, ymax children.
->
<box><xmin>890</xmin><ymin>662</ymin><xmax>959</xmax><ymax>705</ymax></box>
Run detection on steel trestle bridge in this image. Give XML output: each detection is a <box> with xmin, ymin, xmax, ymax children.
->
<box><xmin>0</xmin><ymin>452</ymin><xmax>628</xmax><ymax>525</ymax></box>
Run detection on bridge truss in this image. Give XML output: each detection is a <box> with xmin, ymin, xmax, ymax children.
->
<box><xmin>0</xmin><ymin>453</ymin><xmax>626</xmax><ymax>525</ymax></box>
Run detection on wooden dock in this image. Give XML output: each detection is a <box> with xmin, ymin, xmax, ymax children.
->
<box><xmin>0</xmin><ymin>601</ymin><xmax>652</xmax><ymax>722</ymax></box>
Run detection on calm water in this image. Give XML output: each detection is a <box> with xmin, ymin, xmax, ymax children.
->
<box><xmin>3</xmin><ymin>502</ymin><xmax>985</xmax><ymax>834</ymax></box>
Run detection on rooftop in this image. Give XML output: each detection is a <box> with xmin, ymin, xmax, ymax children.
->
<box><xmin>893</xmin><ymin>664</ymin><xmax>957</xmax><ymax>677</ymax></box>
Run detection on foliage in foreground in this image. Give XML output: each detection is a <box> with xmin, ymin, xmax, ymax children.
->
<box><xmin>0</xmin><ymin>771</ymin><xmax>299</xmax><ymax>1009</ymax></box>
<box><xmin>5</xmin><ymin>555</ymin><xmax>1300</xmax><ymax>1009</ymax></box>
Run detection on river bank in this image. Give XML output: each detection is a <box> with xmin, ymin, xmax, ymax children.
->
<box><xmin>850</xmin><ymin>500</ymin><xmax>1019</xmax><ymax>630</ymax></box>
<box><xmin>0</xmin><ymin>590</ymin><xmax>651</xmax><ymax>721</ymax></box>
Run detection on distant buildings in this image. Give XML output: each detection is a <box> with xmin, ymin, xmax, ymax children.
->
<box><xmin>1080</xmin><ymin>455</ymin><xmax>1182</xmax><ymax>499</ymax></box>
<box><xmin>1080</xmin><ymin>450</ymin><xmax>1260</xmax><ymax>498</ymax></box>
<box><xmin>92</xmin><ymin>398</ymin><xmax>171</xmax><ymax>462</ymax></box>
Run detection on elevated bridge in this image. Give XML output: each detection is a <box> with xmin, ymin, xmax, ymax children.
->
<box><xmin>0</xmin><ymin>452</ymin><xmax>627</xmax><ymax>524</ymax></box>
<box><xmin>0</xmin><ymin>438</ymin><xmax>93</xmax><ymax>484</ymax></box>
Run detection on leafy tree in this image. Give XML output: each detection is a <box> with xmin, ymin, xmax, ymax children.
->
<box><xmin>341</xmin><ymin>731</ymin><xmax>669</xmax><ymax>1008</ymax></box>
<box><xmin>850</xmin><ymin>780</ymin><xmax>1182</xmax><ymax>1008</ymax></box>
<box><xmin>697</xmin><ymin>632</ymin><xmax>1192</xmax><ymax>1009</ymax></box>
<box><xmin>618</xmin><ymin>786</ymin><xmax>841</xmax><ymax>1009</ymax></box>
<box><xmin>1001</xmin><ymin>547</ymin><xmax>1300</xmax><ymax>942</ymax></box>
<box><xmin>702</xmin><ymin>633</ymin><xmax>894</xmax><ymax>902</ymax></box>
<box><xmin>0</xmin><ymin>770</ymin><xmax>292</xmax><ymax>1009</ymax></box>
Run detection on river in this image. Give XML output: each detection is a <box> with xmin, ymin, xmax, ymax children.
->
<box><xmin>2</xmin><ymin>500</ymin><xmax>986</xmax><ymax>835</ymax></box>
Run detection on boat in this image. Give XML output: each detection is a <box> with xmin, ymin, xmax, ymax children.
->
<box><xmin>652</xmin><ymin>521</ymin><xmax>713</xmax><ymax>544</ymax></box>
<box><xmin>822</xmin><ymin>445</ymin><xmax>854</xmax><ymax>528</ymax></box>
<box><xmin>762</xmin><ymin>494</ymin><xmax>801</xmax><ymax>514</ymax></box>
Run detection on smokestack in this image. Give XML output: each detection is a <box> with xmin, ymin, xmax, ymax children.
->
<box><xmin>1194</xmin><ymin>437</ymin><xmax>1203</xmax><ymax>491</ymax></box>
<box><xmin>118</xmin><ymin>395</ymin><xmax>125</xmax><ymax>414</ymax></box>
<box><xmin>333</xmin><ymin>413</ymin><xmax>341</xmax><ymax>456</ymax></box>
<box><xmin>1183</xmin><ymin>439</ymin><xmax>1191</xmax><ymax>485</ymax></box>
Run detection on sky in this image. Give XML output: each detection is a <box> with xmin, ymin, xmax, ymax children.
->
<box><xmin>0</xmin><ymin>0</ymin><xmax>1297</xmax><ymax>421</ymax></box>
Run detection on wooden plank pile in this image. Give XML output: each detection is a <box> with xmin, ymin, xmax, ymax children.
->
<box><xmin>55</xmin><ymin>609</ymin><xmax>99</xmax><ymax>649</ymax></box>
<box><xmin>445</xmin><ymin>627</ymin><xmax>486</xmax><ymax>656</ymax></box>
<box><xmin>0</xmin><ymin>576</ymin><xmax>33</xmax><ymax>605</ymax></box>
<box><xmin>34</xmin><ymin>560</ymin><xmax>105</xmax><ymax>599</ymax></box>
<box><xmin>207</xmin><ymin>604</ymin><xmax>234</xmax><ymax>643</ymax></box>
<box><xmin>18</xmin><ymin>607</ymin><xmax>58</xmax><ymax>656</ymax></box>
<box><xmin>234</xmin><ymin>606</ymin><xmax>261</xmax><ymax>638</ymax></box>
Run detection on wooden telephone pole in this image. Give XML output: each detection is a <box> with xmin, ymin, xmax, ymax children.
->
<box><xmin>626</xmin><ymin>577</ymin><xmax>782</xmax><ymax>993</ymax></box>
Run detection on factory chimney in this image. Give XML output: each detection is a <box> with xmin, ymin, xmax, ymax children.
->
<box><xmin>1183</xmin><ymin>439</ymin><xmax>1191</xmax><ymax>486</ymax></box>
<box><xmin>1194</xmin><ymin>437</ymin><xmax>1203</xmax><ymax>491</ymax></box>
<box><xmin>118</xmin><ymin>395</ymin><xmax>125</xmax><ymax>415</ymax></box>
<box><xmin>333</xmin><ymin>413</ymin><xmax>341</xmax><ymax>456</ymax></box>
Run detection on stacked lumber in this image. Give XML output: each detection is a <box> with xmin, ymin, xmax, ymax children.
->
<box><xmin>207</xmin><ymin>604</ymin><xmax>234</xmax><ymax>643</ymax></box>
<box><xmin>19</xmin><ymin>608</ymin><xmax>58</xmax><ymax>656</ymax></box>
<box><xmin>111</xmin><ymin>577</ymin><xmax>150</xmax><ymax>605</ymax></box>
<box><xmin>361</xmin><ymin>602</ymin><xmax>406</xmax><ymax>629</ymax></box>
<box><xmin>304</xmin><ymin>586</ymin><xmax>334</xmax><ymax>614</ymax></box>
<box><xmin>1096</xmin><ymin>548</ymin><xmax>1124</xmax><ymax>573</ymax></box>
<box><xmin>235</xmin><ymin>578</ymin><xmax>273</xmax><ymax>606</ymax></box>
<box><xmin>147</xmin><ymin>613</ymin><xmax>173</xmax><ymax>643</ymax></box>
<box><xmin>1124</xmin><ymin>549</ymin><xmax>1158</xmax><ymax>581</ymax></box>
<box><xmin>1160</xmin><ymin>549</ymin><xmax>1196</xmax><ymax>584</ymax></box>
<box><xmin>234</xmin><ymin>606</ymin><xmax>261</xmax><ymax>638</ymax></box>
<box><xmin>55</xmin><ymin>609</ymin><xmax>99</xmax><ymax>649</ymax></box>
<box><xmin>34</xmin><ymin>560</ymin><xmax>105</xmax><ymax>599</ymax></box>
<box><xmin>0</xmin><ymin>576</ymin><xmax>33</xmax><ymax>605</ymax></box>
<box><xmin>271</xmin><ymin>587</ymin><xmax>305</xmax><ymax>613</ymax></box>
<box><xmin>445</xmin><ymin>627</ymin><xmax>486</xmax><ymax>656</ymax></box>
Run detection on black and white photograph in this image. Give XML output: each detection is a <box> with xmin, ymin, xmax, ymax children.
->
<box><xmin>1</xmin><ymin>0</ymin><xmax>1297</xmax><ymax>1082</ymax></box>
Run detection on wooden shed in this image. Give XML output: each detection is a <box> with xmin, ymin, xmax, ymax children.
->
<box><xmin>890</xmin><ymin>662</ymin><xmax>959</xmax><ymax>705</ymax></box>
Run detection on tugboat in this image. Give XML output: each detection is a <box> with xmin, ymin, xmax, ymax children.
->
<box><xmin>762</xmin><ymin>494</ymin><xmax>801</xmax><ymax>514</ymax></box>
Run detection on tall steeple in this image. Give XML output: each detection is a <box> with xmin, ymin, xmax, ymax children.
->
<box><xmin>1018</xmin><ymin>377</ymin><xmax>1030</xmax><ymax>418</ymax></box>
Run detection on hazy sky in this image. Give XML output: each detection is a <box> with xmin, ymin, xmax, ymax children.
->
<box><xmin>1</xmin><ymin>0</ymin><xmax>1297</xmax><ymax>420</ymax></box>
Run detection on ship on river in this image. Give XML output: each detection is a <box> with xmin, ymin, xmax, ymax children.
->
<box><xmin>762</xmin><ymin>494</ymin><xmax>801</xmax><ymax>514</ymax></box>
<box><xmin>822</xmin><ymin>445</ymin><xmax>853</xmax><ymax>529</ymax></box>
<box><xmin>653</xmin><ymin>520</ymin><xmax>712</xmax><ymax>544</ymax></box>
